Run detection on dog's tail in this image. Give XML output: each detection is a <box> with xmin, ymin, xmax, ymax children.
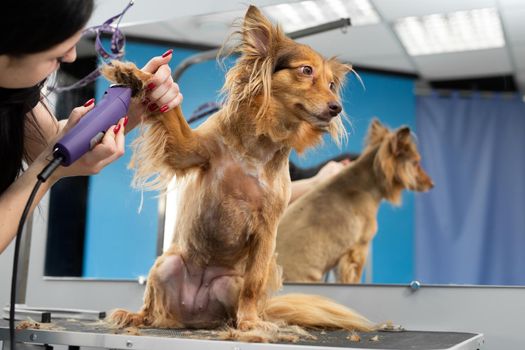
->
<box><xmin>262</xmin><ymin>293</ymin><xmax>377</xmax><ymax>331</ymax></box>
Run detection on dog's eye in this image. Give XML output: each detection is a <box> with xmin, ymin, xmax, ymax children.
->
<box><xmin>300</xmin><ymin>65</ymin><xmax>313</xmax><ymax>76</ymax></box>
<box><xmin>329</xmin><ymin>81</ymin><xmax>336</xmax><ymax>91</ymax></box>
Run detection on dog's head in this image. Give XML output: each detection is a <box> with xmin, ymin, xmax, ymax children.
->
<box><xmin>222</xmin><ymin>6</ymin><xmax>351</xmax><ymax>152</ymax></box>
<box><xmin>366</xmin><ymin>119</ymin><xmax>434</xmax><ymax>204</ymax></box>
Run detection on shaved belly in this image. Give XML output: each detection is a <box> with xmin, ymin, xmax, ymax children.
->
<box><xmin>155</xmin><ymin>254</ymin><xmax>243</xmax><ymax>328</ymax></box>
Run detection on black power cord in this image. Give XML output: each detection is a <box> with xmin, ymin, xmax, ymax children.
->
<box><xmin>9</xmin><ymin>155</ymin><xmax>63</xmax><ymax>350</ymax></box>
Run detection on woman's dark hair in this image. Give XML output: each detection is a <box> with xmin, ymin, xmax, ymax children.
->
<box><xmin>0</xmin><ymin>0</ymin><xmax>94</xmax><ymax>194</ymax></box>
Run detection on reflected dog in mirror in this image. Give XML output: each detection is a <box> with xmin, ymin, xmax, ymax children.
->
<box><xmin>276</xmin><ymin>119</ymin><xmax>434</xmax><ymax>283</ymax></box>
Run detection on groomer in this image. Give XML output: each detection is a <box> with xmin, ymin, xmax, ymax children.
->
<box><xmin>0</xmin><ymin>0</ymin><xmax>182</xmax><ymax>253</ymax></box>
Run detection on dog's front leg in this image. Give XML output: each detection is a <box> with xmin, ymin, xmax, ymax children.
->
<box><xmin>102</xmin><ymin>61</ymin><xmax>209</xmax><ymax>176</ymax></box>
<box><xmin>236</xmin><ymin>225</ymin><xmax>278</xmax><ymax>331</ymax></box>
<box><xmin>130</xmin><ymin>105</ymin><xmax>211</xmax><ymax>186</ymax></box>
<box><xmin>336</xmin><ymin>243</ymin><xmax>370</xmax><ymax>284</ymax></box>
<box><xmin>157</xmin><ymin>105</ymin><xmax>209</xmax><ymax>170</ymax></box>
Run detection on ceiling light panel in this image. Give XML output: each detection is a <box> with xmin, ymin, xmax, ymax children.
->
<box><xmin>394</xmin><ymin>8</ymin><xmax>505</xmax><ymax>56</ymax></box>
<box><xmin>263</xmin><ymin>0</ymin><xmax>380</xmax><ymax>33</ymax></box>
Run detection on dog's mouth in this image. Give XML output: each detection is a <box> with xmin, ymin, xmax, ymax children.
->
<box><xmin>315</xmin><ymin>112</ymin><xmax>333</xmax><ymax>123</ymax></box>
<box><xmin>295</xmin><ymin>103</ymin><xmax>333</xmax><ymax>127</ymax></box>
<box><xmin>410</xmin><ymin>180</ymin><xmax>434</xmax><ymax>192</ymax></box>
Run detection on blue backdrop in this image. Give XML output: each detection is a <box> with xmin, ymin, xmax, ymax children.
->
<box><xmin>415</xmin><ymin>92</ymin><xmax>525</xmax><ymax>285</ymax></box>
<box><xmin>83</xmin><ymin>41</ymin><xmax>417</xmax><ymax>283</ymax></box>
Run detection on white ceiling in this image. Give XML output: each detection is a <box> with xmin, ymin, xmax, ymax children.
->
<box><xmin>91</xmin><ymin>0</ymin><xmax>525</xmax><ymax>92</ymax></box>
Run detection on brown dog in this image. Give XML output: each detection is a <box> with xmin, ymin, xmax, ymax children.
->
<box><xmin>101</xmin><ymin>6</ymin><xmax>376</xmax><ymax>334</ymax></box>
<box><xmin>276</xmin><ymin>119</ymin><xmax>434</xmax><ymax>283</ymax></box>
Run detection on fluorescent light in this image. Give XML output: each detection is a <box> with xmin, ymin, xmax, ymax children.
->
<box><xmin>275</xmin><ymin>4</ymin><xmax>303</xmax><ymax>27</ymax></box>
<box><xmin>264</xmin><ymin>4</ymin><xmax>305</xmax><ymax>32</ymax></box>
<box><xmin>263</xmin><ymin>0</ymin><xmax>380</xmax><ymax>33</ymax></box>
<box><xmin>301</xmin><ymin>1</ymin><xmax>327</xmax><ymax>23</ymax></box>
<box><xmin>345</xmin><ymin>0</ymin><xmax>380</xmax><ymax>25</ymax></box>
<box><xmin>326</xmin><ymin>0</ymin><xmax>350</xmax><ymax>19</ymax></box>
<box><xmin>394</xmin><ymin>8</ymin><xmax>505</xmax><ymax>56</ymax></box>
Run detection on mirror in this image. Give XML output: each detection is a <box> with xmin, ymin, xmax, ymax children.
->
<box><xmin>44</xmin><ymin>0</ymin><xmax>525</xmax><ymax>287</ymax></box>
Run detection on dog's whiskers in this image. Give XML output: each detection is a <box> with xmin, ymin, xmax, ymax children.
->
<box><xmin>351</xmin><ymin>68</ymin><xmax>366</xmax><ymax>92</ymax></box>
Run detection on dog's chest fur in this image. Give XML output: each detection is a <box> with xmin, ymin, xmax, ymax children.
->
<box><xmin>174</xmin><ymin>134</ymin><xmax>291</xmax><ymax>268</ymax></box>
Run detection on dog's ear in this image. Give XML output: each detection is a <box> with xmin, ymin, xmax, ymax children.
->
<box><xmin>366</xmin><ymin>118</ymin><xmax>389</xmax><ymax>147</ymax></box>
<box><xmin>242</xmin><ymin>5</ymin><xmax>282</xmax><ymax>56</ymax></box>
<box><xmin>328</xmin><ymin>58</ymin><xmax>352</xmax><ymax>88</ymax></box>
<box><xmin>390</xmin><ymin>127</ymin><xmax>411</xmax><ymax>156</ymax></box>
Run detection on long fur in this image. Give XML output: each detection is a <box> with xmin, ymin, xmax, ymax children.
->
<box><xmin>276</xmin><ymin>119</ymin><xmax>434</xmax><ymax>283</ymax></box>
<box><xmin>102</xmin><ymin>5</ymin><xmax>374</xmax><ymax>340</ymax></box>
<box><xmin>263</xmin><ymin>294</ymin><xmax>375</xmax><ymax>330</ymax></box>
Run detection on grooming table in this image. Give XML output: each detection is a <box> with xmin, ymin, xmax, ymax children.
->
<box><xmin>0</xmin><ymin>319</ymin><xmax>483</xmax><ymax>350</ymax></box>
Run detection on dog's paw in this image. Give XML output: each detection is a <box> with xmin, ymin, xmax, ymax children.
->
<box><xmin>237</xmin><ymin>319</ymin><xmax>279</xmax><ymax>332</ymax></box>
<box><xmin>101</xmin><ymin>61</ymin><xmax>152</xmax><ymax>98</ymax></box>
<box><xmin>106</xmin><ymin>309</ymin><xmax>145</xmax><ymax>328</ymax></box>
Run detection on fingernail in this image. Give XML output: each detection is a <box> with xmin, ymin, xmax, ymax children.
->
<box><xmin>83</xmin><ymin>98</ymin><xmax>95</xmax><ymax>107</ymax></box>
<box><xmin>113</xmin><ymin>124</ymin><xmax>121</xmax><ymax>134</ymax></box>
<box><xmin>141</xmin><ymin>98</ymin><xmax>150</xmax><ymax>106</ymax></box>
<box><xmin>148</xmin><ymin>103</ymin><xmax>158</xmax><ymax>112</ymax></box>
<box><xmin>162</xmin><ymin>49</ymin><xmax>173</xmax><ymax>58</ymax></box>
<box><xmin>123</xmin><ymin>116</ymin><xmax>129</xmax><ymax>127</ymax></box>
<box><xmin>147</xmin><ymin>82</ymin><xmax>156</xmax><ymax>91</ymax></box>
<box><xmin>159</xmin><ymin>105</ymin><xmax>169</xmax><ymax>113</ymax></box>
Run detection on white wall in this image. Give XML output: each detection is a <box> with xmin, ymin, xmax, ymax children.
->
<box><xmin>0</xmin><ymin>244</ymin><xmax>14</xmax><ymax>308</ymax></box>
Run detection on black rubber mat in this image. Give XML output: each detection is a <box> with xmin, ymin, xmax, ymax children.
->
<box><xmin>0</xmin><ymin>319</ymin><xmax>478</xmax><ymax>349</ymax></box>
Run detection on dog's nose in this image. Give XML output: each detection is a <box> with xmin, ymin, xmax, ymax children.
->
<box><xmin>328</xmin><ymin>101</ymin><xmax>342</xmax><ymax>117</ymax></box>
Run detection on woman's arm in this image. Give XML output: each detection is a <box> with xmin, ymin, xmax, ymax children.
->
<box><xmin>0</xmin><ymin>150</ymin><xmax>61</xmax><ymax>252</ymax></box>
<box><xmin>0</xmin><ymin>101</ymin><xmax>125</xmax><ymax>254</ymax></box>
<box><xmin>0</xmin><ymin>51</ymin><xmax>181</xmax><ymax>254</ymax></box>
<box><xmin>289</xmin><ymin>160</ymin><xmax>350</xmax><ymax>204</ymax></box>
<box><xmin>24</xmin><ymin>50</ymin><xmax>181</xmax><ymax>160</ymax></box>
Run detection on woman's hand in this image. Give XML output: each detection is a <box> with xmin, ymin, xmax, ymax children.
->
<box><xmin>126</xmin><ymin>49</ymin><xmax>183</xmax><ymax>130</ymax></box>
<box><xmin>40</xmin><ymin>98</ymin><xmax>127</xmax><ymax>182</ymax></box>
<box><xmin>313</xmin><ymin>159</ymin><xmax>350</xmax><ymax>184</ymax></box>
<box><xmin>289</xmin><ymin>159</ymin><xmax>351</xmax><ymax>204</ymax></box>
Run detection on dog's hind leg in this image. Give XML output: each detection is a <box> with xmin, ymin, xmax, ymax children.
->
<box><xmin>107</xmin><ymin>282</ymin><xmax>167</xmax><ymax>328</ymax></box>
<box><xmin>107</xmin><ymin>251</ymin><xmax>185</xmax><ymax>329</ymax></box>
<box><xmin>108</xmin><ymin>309</ymin><xmax>147</xmax><ymax>328</ymax></box>
<box><xmin>336</xmin><ymin>243</ymin><xmax>370</xmax><ymax>284</ymax></box>
<box><xmin>109</xmin><ymin>245</ymin><xmax>245</xmax><ymax>329</ymax></box>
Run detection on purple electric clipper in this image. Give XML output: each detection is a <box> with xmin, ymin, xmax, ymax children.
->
<box><xmin>54</xmin><ymin>85</ymin><xmax>132</xmax><ymax>166</ymax></box>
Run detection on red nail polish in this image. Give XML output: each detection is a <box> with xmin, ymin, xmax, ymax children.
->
<box><xmin>141</xmin><ymin>98</ymin><xmax>150</xmax><ymax>106</ymax></box>
<box><xmin>83</xmin><ymin>98</ymin><xmax>95</xmax><ymax>107</ymax></box>
<box><xmin>123</xmin><ymin>116</ymin><xmax>129</xmax><ymax>127</ymax></box>
<box><xmin>148</xmin><ymin>104</ymin><xmax>158</xmax><ymax>112</ymax></box>
<box><xmin>147</xmin><ymin>82</ymin><xmax>156</xmax><ymax>91</ymax></box>
<box><xmin>113</xmin><ymin>124</ymin><xmax>121</xmax><ymax>134</ymax></box>
<box><xmin>159</xmin><ymin>105</ymin><xmax>169</xmax><ymax>113</ymax></box>
<box><xmin>162</xmin><ymin>49</ymin><xmax>173</xmax><ymax>58</ymax></box>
